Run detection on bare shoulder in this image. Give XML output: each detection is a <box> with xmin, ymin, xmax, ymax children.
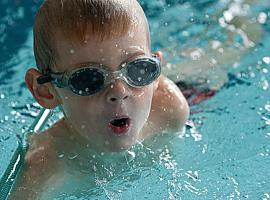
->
<box><xmin>9</xmin><ymin>123</ymin><xmax>60</xmax><ymax>199</ymax></box>
<box><xmin>25</xmin><ymin>130</ymin><xmax>57</xmax><ymax>167</ymax></box>
<box><xmin>145</xmin><ymin>75</ymin><xmax>190</xmax><ymax>137</ymax></box>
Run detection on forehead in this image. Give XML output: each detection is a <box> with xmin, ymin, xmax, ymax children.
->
<box><xmin>54</xmin><ymin>24</ymin><xmax>150</xmax><ymax>72</ymax></box>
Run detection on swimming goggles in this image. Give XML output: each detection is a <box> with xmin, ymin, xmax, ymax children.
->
<box><xmin>37</xmin><ymin>55</ymin><xmax>161</xmax><ymax>96</ymax></box>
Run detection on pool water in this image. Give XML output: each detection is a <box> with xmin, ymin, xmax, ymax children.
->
<box><xmin>0</xmin><ymin>0</ymin><xmax>270</xmax><ymax>199</ymax></box>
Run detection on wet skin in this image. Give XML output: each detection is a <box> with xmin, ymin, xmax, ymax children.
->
<box><xmin>9</xmin><ymin>7</ymin><xmax>189</xmax><ymax>199</ymax></box>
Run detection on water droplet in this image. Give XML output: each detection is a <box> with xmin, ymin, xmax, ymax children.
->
<box><xmin>70</xmin><ymin>49</ymin><xmax>75</xmax><ymax>54</ymax></box>
<box><xmin>140</xmin><ymin>69</ymin><xmax>146</xmax><ymax>75</ymax></box>
<box><xmin>58</xmin><ymin>154</ymin><xmax>65</xmax><ymax>158</ymax></box>
<box><xmin>249</xmin><ymin>72</ymin><xmax>256</xmax><ymax>78</ymax></box>
<box><xmin>190</xmin><ymin>49</ymin><xmax>203</xmax><ymax>60</ymax></box>
<box><xmin>128</xmin><ymin>30</ymin><xmax>135</xmax><ymax>38</ymax></box>
<box><xmin>194</xmin><ymin>171</ymin><xmax>199</xmax><ymax>178</ymax></box>
<box><xmin>10</xmin><ymin>101</ymin><xmax>17</xmax><ymax>107</ymax></box>
<box><xmin>261</xmin><ymin>79</ymin><xmax>269</xmax><ymax>90</ymax></box>
<box><xmin>126</xmin><ymin>150</ymin><xmax>136</xmax><ymax>162</ymax></box>
<box><xmin>263</xmin><ymin>57</ymin><xmax>270</xmax><ymax>64</ymax></box>
<box><xmin>262</xmin><ymin>68</ymin><xmax>268</xmax><ymax>74</ymax></box>
<box><xmin>68</xmin><ymin>152</ymin><xmax>78</xmax><ymax>160</ymax></box>
<box><xmin>10</xmin><ymin>110</ymin><xmax>16</xmax><ymax>115</ymax></box>
<box><xmin>93</xmin><ymin>165</ymin><xmax>97</xmax><ymax>172</ymax></box>
<box><xmin>265</xmin><ymin>103</ymin><xmax>270</xmax><ymax>112</ymax></box>
<box><xmin>223</xmin><ymin>10</ymin><xmax>233</xmax><ymax>22</ymax></box>
<box><xmin>218</xmin><ymin>17</ymin><xmax>227</xmax><ymax>27</ymax></box>
<box><xmin>182</xmin><ymin>31</ymin><xmax>189</xmax><ymax>37</ymax></box>
<box><xmin>258</xmin><ymin>12</ymin><xmax>267</xmax><ymax>24</ymax></box>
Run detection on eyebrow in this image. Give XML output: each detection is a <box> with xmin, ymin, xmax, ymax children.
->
<box><xmin>120</xmin><ymin>51</ymin><xmax>147</xmax><ymax>65</ymax></box>
<box><xmin>120</xmin><ymin>50</ymin><xmax>148</xmax><ymax>62</ymax></box>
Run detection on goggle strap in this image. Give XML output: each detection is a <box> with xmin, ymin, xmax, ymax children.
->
<box><xmin>37</xmin><ymin>75</ymin><xmax>53</xmax><ymax>84</ymax></box>
<box><xmin>151</xmin><ymin>54</ymin><xmax>160</xmax><ymax>61</ymax></box>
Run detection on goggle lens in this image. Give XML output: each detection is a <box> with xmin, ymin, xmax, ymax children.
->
<box><xmin>69</xmin><ymin>68</ymin><xmax>104</xmax><ymax>95</ymax></box>
<box><xmin>127</xmin><ymin>59</ymin><xmax>160</xmax><ymax>87</ymax></box>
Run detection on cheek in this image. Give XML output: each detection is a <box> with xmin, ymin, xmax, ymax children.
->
<box><xmin>131</xmin><ymin>86</ymin><xmax>154</xmax><ymax>115</ymax></box>
<box><xmin>57</xmin><ymin>89</ymin><xmax>100</xmax><ymax>120</ymax></box>
<box><xmin>132</xmin><ymin>84</ymin><xmax>153</xmax><ymax>99</ymax></box>
<box><xmin>59</xmin><ymin>94</ymin><xmax>107</xmax><ymax>135</ymax></box>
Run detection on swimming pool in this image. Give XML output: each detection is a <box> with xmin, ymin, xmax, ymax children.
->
<box><xmin>0</xmin><ymin>0</ymin><xmax>270</xmax><ymax>199</ymax></box>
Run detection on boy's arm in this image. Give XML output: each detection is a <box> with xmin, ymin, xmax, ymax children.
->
<box><xmin>145</xmin><ymin>75</ymin><xmax>189</xmax><ymax>138</ymax></box>
<box><xmin>9</xmin><ymin>134</ymin><xmax>57</xmax><ymax>200</ymax></box>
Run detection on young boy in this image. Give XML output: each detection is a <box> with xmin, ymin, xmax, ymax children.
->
<box><xmin>10</xmin><ymin>0</ymin><xmax>189</xmax><ymax>198</ymax></box>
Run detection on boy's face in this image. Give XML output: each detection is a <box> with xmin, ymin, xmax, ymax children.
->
<box><xmin>54</xmin><ymin>23</ymin><xmax>154</xmax><ymax>152</ymax></box>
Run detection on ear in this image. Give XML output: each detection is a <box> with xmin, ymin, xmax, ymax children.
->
<box><xmin>153</xmin><ymin>51</ymin><xmax>164</xmax><ymax>63</ymax></box>
<box><xmin>25</xmin><ymin>68</ymin><xmax>61</xmax><ymax>109</ymax></box>
<box><xmin>152</xmin><ymin>51</ymin><xmax>164</xmax><ymax>91</ymax></box>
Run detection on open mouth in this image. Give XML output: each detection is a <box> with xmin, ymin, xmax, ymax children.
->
<box><xmin>108</xmin><ymin>117</ymin><xmax>131</xmax><ymax>135</ymax></box>
<box><xmin>110</xmin><ymin>118</ymin><xmax>130</xmax><ymax>127</ymax></box>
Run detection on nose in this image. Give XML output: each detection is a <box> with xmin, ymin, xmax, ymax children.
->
<box><xmin>106</xmin><ymin>79</ymin><xmax>131</xmax><ymax>103</ymax></box>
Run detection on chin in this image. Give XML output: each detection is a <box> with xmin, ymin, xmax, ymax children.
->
<box><xmin>102</xmin><ymin>127</ymin><xmax>141</xmax><ymax>152</ymax></box>
<box><xmin>104</xmin><ymin>140</ymin><xmax>136</xmax><ymax>152</ymax></box>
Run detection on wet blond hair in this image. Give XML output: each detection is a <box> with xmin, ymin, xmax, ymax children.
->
<box><xmin>34</xmin><ymin>0</ymin><xmax>148</xmax><ymax>73</ymax></box>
